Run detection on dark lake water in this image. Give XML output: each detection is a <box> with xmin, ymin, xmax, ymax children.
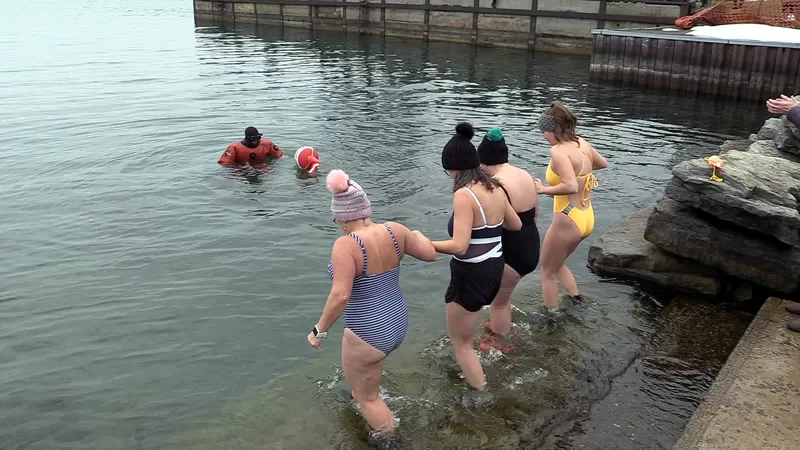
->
<box><xmin>1</xmin><ymin>1</ymin><xmax>766</xmax><ymax>448</ymax></box>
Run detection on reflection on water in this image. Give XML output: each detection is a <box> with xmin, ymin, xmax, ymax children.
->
<box><xmin>0</xmin><ymin>0</ymin><xmax>761</xmax><ymax>449</ymax></box>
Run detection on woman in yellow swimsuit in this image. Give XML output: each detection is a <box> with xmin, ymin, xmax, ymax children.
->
<box><xmin>533</xmin><ymin>102</ymin><xmax>608</xmax><ymax>311</ymax></box>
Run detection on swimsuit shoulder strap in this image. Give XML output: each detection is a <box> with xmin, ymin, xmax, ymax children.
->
<box><xmin>577</xmin><ymin>140</ymin><xmax>593</xmax><ymax>177</ymax></box>
<box><xmin>462</xmin><ymin>187</ymin><xmax>488</xmax><ymax>226</ymax></box>
<box><xmin>348</xmin><ymin>233</ymin><xmax>368</xmax><ymax>276</ymax></box>
<box><xmin>576</xmin><ymin>141</ymin><xmax>599</xmax><ymax>206</ymax></box>
<box><xmin>498</xmin><ymin>183</ymin><xmax>513</xmax><ymax>208</ymax></box>
<box><xmin>383</xmin><ymin>224</ymin><xmax>401</xmax><ymax>261</ymax></box>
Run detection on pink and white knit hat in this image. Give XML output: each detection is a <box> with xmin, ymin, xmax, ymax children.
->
<box><xmin>326</xmin><ymin>169</ymin><xmax>372</xmax><ymax>222</ymax></box>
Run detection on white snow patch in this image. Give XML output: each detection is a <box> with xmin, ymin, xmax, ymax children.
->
<box><xmin>686</xmin><ymin>24</ymin><xmax>800</xmax><ymax>44</ymax></box>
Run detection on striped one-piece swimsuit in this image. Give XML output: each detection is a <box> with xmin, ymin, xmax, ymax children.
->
<box><xmin>327</xmin><ymin>224</ymin><xmax>407</xmax><ymax>354</ymax></box>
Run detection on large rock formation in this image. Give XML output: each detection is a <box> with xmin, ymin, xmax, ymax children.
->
<box><xmin>665</xmin><ymin>149</ymin><xmax>800</xmax><ymax>246</ymax></box>
<box><xmin>644</xmin><ymin>199</ymin><xmax>800</xmax><ymax>294</ymax></box>
<box><xmin>589</xmin><ymin>115</ymin><xmax>800</xmax><ymax>300</ymax></box>
<box><xmin>588</xmin><ymin>206</ymin><xmax>722</xmax><ymax>296</ymax></box>
<box><xmin>738</xmin><ymin>139</ymin><xmax>800</xmax><ymax>162</ymax></box>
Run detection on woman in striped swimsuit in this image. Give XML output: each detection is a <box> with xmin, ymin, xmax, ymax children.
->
<box><xmin>307</xmin><ymin>169</ymin><xmax>437</xmax><ymax>436</ymax></box>
<box><xmin>432</xmin><ymin>123</ymin><xmax>522</xmax><ymax>392</ymax></box>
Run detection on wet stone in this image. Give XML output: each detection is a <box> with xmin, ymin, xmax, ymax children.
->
<box><xmin>644</xmin><ymin>198</ymin><xmax>800</xmax><ymax>294</ymax></box>
<box><xmin>665</xmin><ymin>150</ymin><xmax>800</xmax><ymax>247</ymax></box>
<box><xmin>756</xmin><ymin>118</ymin><xmax>782</xmax><ymax>140</ymax></box>
<box><xmin>775</xmin><ymin>116</ymin><xmax>800</xmax><ymax>155</ymax></box>
<box><xmin>588</xmin><ymin>205</ymin><xmax>723</xmax><ymax>297</ymax></box>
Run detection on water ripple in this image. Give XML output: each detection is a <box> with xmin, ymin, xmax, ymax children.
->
<box><xmin>0</xmin><ymin>1</ymin><xmax>768</xmax><ymax>449</ymax></box>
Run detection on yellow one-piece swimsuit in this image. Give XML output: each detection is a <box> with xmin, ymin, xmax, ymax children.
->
<box><xmin>545</xmin><ymin>148</ymin><xmax>598</xmax><ymax>239</ymax></box>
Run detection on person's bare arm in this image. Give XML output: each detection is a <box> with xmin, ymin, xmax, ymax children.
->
<box><xmin>385</xmin><ymin>222</ymin><xmax>436</xmax><ymax>262</ymax></box>
<box><xmin>538</xmin><ymin>148</ymin><xmax>578</xmax><ymax>196</ymax></box>
<box><xmin>432</xmin><ymin>190</ymin><xmax>472</xmax><ymax>255</ymax></box>
<box><xmin>308</xmin><ymin>237</ymin><xmax>356</xmax><ymax>348</ymax></box>
<box><xmin>582</xmin><ymin>138</ymin><xmax>607</xmax><ymax>170</ymax></box>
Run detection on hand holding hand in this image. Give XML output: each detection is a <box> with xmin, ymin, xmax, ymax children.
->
<box><xmin>767</xmin><ymin>95</ymin><xmax>799</xmax><ymax>115</ymax></box>
<box><xmin>307</xmin><ymin>332</ymin><xmax>322</xmax><ymax>349</ymax></box>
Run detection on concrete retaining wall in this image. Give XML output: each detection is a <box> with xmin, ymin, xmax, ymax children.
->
<box><xmin>194</xmin><ymin>0</ymin><xmax>690</xmax><ymax>54</ymax></box>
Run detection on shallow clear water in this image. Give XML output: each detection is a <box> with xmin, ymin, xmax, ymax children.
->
<box><xmin>0</xmin><ymin>1</ymin><xmax>763</xmax><ymax>449</ymax></box>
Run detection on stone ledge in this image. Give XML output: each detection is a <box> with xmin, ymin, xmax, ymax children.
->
<box><xmin>674</xmin><ymin>298</ymin><xmax>800</xmax><ymax>450</ymax></box>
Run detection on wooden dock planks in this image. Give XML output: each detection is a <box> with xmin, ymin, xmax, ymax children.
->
<box><xmin>590</xmin><ymin>29</ymin><xmax>800</xmax><ymax>100</ymax></box>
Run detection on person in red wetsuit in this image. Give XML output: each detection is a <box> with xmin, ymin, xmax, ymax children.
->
<box><xmin>218</xmin><ymin>126</ymin><xmax>284</xmax><ymax>166</ymax></box>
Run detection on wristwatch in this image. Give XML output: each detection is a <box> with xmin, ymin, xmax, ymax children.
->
<box><xmin>312</xmin><ymin>325</ymin><xmax>327</xmax><ymax>339</ymax></box>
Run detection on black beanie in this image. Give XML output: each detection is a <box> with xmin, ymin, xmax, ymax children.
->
<box><xmin>477</xmin><ymin>127</ymin><xmax>508</xmax><ymax>166</ymax></box>
<box><xmin>442</xmin><ymin>122</ymin><xmax>480</xmax><ymax>171</ymax></box>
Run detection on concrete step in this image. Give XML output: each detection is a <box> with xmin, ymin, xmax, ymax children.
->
<box><xmin>674</xmin><ymin>298</ymin><xmax>800</xmax><ymax>450</ymax></box>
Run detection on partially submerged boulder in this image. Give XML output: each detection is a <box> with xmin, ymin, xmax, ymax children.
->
<box><xmin>588</xmin><ymin>206</ymin><xmax>722</xmax><ymax>296</ymax></box>
<box><xmin>664</xmin><ymin>150</ymin><xmax>800</xmax><ymax>247</ymax></box>
<box><xmin>644</xmin><ymin>198</ymin><xmax>800</xmax><ymax>294</ymax></box>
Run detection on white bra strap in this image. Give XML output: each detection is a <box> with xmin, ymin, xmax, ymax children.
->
<box><xmin>462</xmin><ymin>187</ymin><xmax>487</xmax><ymax>226</ymax></box>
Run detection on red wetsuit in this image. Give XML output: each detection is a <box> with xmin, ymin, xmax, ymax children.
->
<box><xmin>218</xmin><ymin>139</ymin><xmax>284</xmax><ymax>165</ymax></box>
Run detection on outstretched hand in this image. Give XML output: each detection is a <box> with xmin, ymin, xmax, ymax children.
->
<box><xmin>766</xmin><ymin>95</ymin><xmax>799</xmax><ymax>115</ymax></box>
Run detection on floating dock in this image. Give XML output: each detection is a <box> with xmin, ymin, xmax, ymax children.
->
<box><xmin>590</xmin><ymin>27</ymin><xmax>800</xmax><ymax>100</ymax></box>
<box><xmin>674</xmin><ymin>298</ymin><xmax>800</xmax><ymax>450</ymax></box>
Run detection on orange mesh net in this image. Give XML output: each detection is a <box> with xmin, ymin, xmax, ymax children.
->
<box><xmin>675</xmin><ymin>0</ymin><xmax>800</xmax><ymax>29</ymax></box>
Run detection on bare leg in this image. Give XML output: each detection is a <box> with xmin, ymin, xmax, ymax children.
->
<box><xmin>557</xmin><ymin>264</ymin><xmax>579</xmax><ymax>297</ymax></box>
<box><xmin>341</xmin><ymin>329</ymin><xmax>395</xmax><ymax>433</ymax></box>
<box><xmin>446</xmin><ymin>302</ymin><xmax>485</xmax><ymax>390</ymax></box>
<box><xmin>488</xmin><ymin>264</ymin><xmax>520</xmax><ymax>336</ymax></box>
<box><xmin>540</xmin><ymin>214</ymin><xmax>582</xmax><ymax>310</ymax></box>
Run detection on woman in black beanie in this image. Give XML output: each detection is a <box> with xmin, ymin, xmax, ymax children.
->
<box><xmin>431</xmin><ymin>122</ymin><xmax>522</xmax><ymax>393</ymax></box>
<box><xmin>477</xmin><ymin>127</ymin><xmax>540</xmax><ymax>343</ymax></box>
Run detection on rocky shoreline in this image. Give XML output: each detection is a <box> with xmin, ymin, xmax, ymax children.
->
<box><xmin>589</xmin><ymin>116</ymin><xmax>800</xmax><ymax>303</ymax></box>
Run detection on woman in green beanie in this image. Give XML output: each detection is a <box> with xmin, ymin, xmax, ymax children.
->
<box><xmin>478</xmin><ymin>127</ymin><xmax>540</xmax><ymax>342</ymax></box>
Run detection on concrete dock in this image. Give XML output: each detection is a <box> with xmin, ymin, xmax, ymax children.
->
<box><xmin>674</xmin><ymin>298</ymin><xmax>800</xmax><ymax>450</ymax></box>
<box><xmin>194</xmin><ymin>0</ymin><xmax>693</xmax><ymax>54</ymax></box>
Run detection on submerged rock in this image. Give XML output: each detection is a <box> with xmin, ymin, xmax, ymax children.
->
<box><xmin>665</xmin><ymin>150</ymin><xmax>800</xmax><ymax>247</ymax></box>
<box><xmin>644</xmin><ymin>198</ymin><xmax>800</xmax><ymax>294</ymax></box>
<box><xmin>588</xmin><ymin>206</ymin><xmax>722</xmax><ymax>297</ymax></box>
